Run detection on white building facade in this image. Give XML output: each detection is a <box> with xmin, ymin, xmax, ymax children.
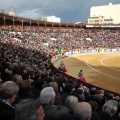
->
<box><xmin>39</xmin><ymin>16</ymin><xmax>61</xmax><ymax>23</ymax></box>
<box><xmin>90</xmin><ymin>3</ymin><xmax>120</xmax><ymax>24</ymax></box>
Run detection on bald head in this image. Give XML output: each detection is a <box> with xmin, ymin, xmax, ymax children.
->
<box><xmin>74</xmin><ymin>102</ymin><xmax>92</xmax><ymax>120</ymax></box>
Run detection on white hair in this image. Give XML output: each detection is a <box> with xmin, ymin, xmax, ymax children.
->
<box><xmin>74</xmin><ymin>102</ymin><xmax>92</xmax><ymax>120</ymax></box>
<box><xmin>39</xmin><ymin>87</ymin><xmax>55</xmax><ymax>104</ymax></box>
<box><xmin>65</xmin><ymin>95</ymin><xmax>78</xmax><ymax>111</ymax></box>
<box><xmin>102</xmin><ymin>100</ymin><xmax>118</xmax><ymax>116</ymax></box>
<box><xmin>15</xmin><ymin>99</ymin><xmax>42</xmax><ymax>120</ymax></box>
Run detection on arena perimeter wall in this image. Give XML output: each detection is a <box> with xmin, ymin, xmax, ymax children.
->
<box><xmin>51</xmin><ymin>48</ymin><xmax>120</xmax><ymax>63</ymax></box>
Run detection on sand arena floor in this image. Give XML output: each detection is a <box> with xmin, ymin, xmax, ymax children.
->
<box><xmin>54</xmin><ymin>52</ymin><xmax>120</xmax><ymax>94</ymax></box>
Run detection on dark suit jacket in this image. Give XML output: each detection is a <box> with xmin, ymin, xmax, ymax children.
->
<box><xmin>0</xmin><ymin>101</ymin><xmax>15</xmax><ymax>120</ymax></box>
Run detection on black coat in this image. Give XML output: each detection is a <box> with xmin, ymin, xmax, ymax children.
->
<box><xmin>99</xmin><ymin>112</ymin><xmax>116</xmax><ymax>120</ymax></box>
<box><xmin>91</xmin><ymin>111</ymin><xmax>102</xmax><ymax>120</ymax></box>
<box><xmin>0</xmin><ymin>101</ymin><xmax>15</xmax><ymax>120</ymax></box>
<box><xmin>91</xmin><ymin>111</ymin><xmax>117</xmax><ymax>120</ymax></box>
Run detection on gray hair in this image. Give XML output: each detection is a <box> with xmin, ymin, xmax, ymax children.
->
<box><xmin>102</xmin><ymin>100</ymin><xmax>118</xmax><ymax>116</ymax></box>
<box><xmin>65</xmin><ymin>95</ymin><xmax>78</xmax><ymax>112</ymax></box>
<box><xmin>74</xmin><ymin>102</ymin><xmax>92</xmax><ymax>120</ymax></box>
<box><xmin>0</xmin><ymin>81</ymin><xmax>19</xmax><ymax>99</ymax></box>
<box><xmin>15</xmin><ymin>99</ymin><xmax>42</xmax><ymax>120</ymax></box>
<box><xmin>39</xmin><ymin>87</ymin><xmax>55</xmax><ymax>104</ymax></box>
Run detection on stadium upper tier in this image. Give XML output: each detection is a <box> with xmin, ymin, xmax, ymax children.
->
<box><xmin>0</xmin><ymin>12</ymin><xmax>84</xmax><ymax>27</ymax></box>
<box><xmin>0</xmin><ymin>12</ymin><xmax>120</xmax><ymax>28</ymax></box>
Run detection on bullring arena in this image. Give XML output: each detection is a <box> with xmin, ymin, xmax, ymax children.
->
<box><xmin>0</xmin><ymin>11</ymin><xmax>120</xmax><ymax>97</ymax></box>
<box><xmin>1</xmin><ymin>7</ymin><xmax>120</xmax><ymax>120</ymax></box>
<box><xmin>54</xmin><ymin>52</ymin><xmax>120</xmax><ymax>94</ymax></box>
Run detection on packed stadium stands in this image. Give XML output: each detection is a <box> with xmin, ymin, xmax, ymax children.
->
<box><xmin>0</xmin><ymin>12</ymin><xmax>120</xmax><ymax>120</ymax></box>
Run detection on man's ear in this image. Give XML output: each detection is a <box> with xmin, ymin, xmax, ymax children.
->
<box><xmin>49</xmin><ymin>97</ymin><xmax>55</xmax><ymax>105</ymax></box>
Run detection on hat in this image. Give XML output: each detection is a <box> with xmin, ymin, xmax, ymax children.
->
<box><xmin>39</xmin><ymin>87</ymin><xmax>55</xmax><ymax>104</ymax></box>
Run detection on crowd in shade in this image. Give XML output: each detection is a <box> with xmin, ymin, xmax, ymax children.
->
<box><xmin>0</xmin><ymin>25</ymin><xmax>120</xmax><ymax>120</ymax></box>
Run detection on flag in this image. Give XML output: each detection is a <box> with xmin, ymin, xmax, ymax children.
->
<box><xmin>59</xmin><ymin>48</ymin><xmax>62</xmax><ymax>55</ymax></box>
<box><xmin>55</xmin><ymin>48</ymin><xmax>62</xmax><ymax>55</ymax></box>
<box><xmin>100</xmin><ymin>49</ymin><xmax>104</xmax><ymax>53</ymax></box>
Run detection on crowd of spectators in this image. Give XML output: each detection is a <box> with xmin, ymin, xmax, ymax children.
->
<box><xmin>1</xmin><ymin>25</ymin><xmax>120</xmax><ymax>50</ymax></box>
<box><xmin>0</xmin><ymin>25</ymin><xmax>120</xmax><ymax>120</ymax></box>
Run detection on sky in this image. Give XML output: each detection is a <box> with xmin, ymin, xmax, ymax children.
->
<box><xmin>0</xmin><ymin>0</ymin><xmax>120</xmax><ymax>22</ymax></box>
